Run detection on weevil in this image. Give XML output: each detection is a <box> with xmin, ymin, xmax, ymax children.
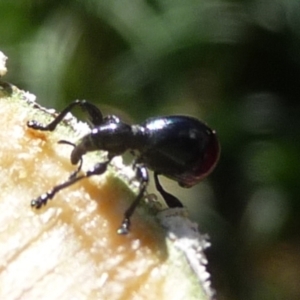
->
<box><xmin>28</xmin><ymin>100</ymin><xmax>220</xmax><ymax>234</ymax></box>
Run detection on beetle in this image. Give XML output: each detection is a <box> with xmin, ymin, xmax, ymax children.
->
<box><xmin>27</xmin><ymin>100</ymin><xmax>220</xmax><ymax>234</ymax></box>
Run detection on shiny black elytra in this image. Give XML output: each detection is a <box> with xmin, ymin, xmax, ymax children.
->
<box><xmin>27</xmin><ymin>100</ymin><xmax>220</xmax><ymax>234</ymax></box>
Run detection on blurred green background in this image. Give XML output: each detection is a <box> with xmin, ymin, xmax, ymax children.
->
<box><xmin>1</xmin><ymin>1</ymin><xmax>300</xmax><ymax>299</ymax></box>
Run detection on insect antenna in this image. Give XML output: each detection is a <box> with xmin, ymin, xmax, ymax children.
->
<box><xmin>58</xmin><ymin>140</ymin><xmax>83</xmax><ymax>179</ymax></box>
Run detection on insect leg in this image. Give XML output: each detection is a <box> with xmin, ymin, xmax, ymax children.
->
<box><xmin>117</xmin><ymin>164</ymin><xmax>149</xmax><ymax>235</ymax></box>
<box><xmin>27</xmin><ymin>100</ymin><xmax>104</xmax><ymax>131</ymax></box>
<box><xmin>31</xmin><ymin>160</ymin><xmax>110</xmax><ymax>209</ymax></box>
<box><xmin>154</xmin><ymin>172</ymin><xmax>183</xmax><ymax>208</ymax></box>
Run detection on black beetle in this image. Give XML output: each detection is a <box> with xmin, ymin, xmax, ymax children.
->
<box><xmin>27</xmin><ymin>100</ymin><xmax>220</xmax><ymax>234</ymax></box>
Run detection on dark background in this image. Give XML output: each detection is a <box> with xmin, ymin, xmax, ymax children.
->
<box><xmin>1</xmin><ymin>1</ymin><xmax>300</xmax><ymax>299</ymax></box>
